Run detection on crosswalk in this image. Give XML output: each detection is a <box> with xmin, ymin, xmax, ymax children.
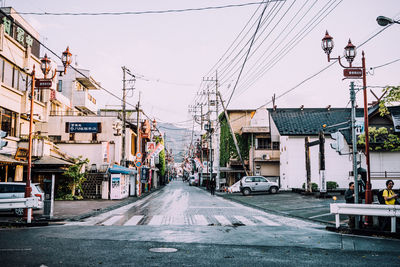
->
<box><xmin>98</xmin><ymin>214</ymin><xmax>283</xmax><ymax>227</ymax></box>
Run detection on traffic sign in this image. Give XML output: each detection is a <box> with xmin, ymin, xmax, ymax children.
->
<box><xmin>343</xmin><ymin>68</ymin><xmax>362</xmax><ymax>78</ymax></box>
<box><xmin>136</xmin><ymin>152</ymin><xmax>142</xmax><ymax>160</ymax></box>
<box><xmin>35</xmin><ymin>79</ymin><xmax>53</xmax><ymax>88</ymax></box>
<box><xmin>135</xmin><ymin>161</ymin><xmax>142</xmax><ymax>168</ymax></box>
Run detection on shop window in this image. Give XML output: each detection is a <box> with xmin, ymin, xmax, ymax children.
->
<box><xmin>0</xmin><ymin>107</ymin><xmax>17</xmax><ymax>137</ymax></box>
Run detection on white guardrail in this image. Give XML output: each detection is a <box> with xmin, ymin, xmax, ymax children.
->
<box><xmin>330</xmin><ymin>203</ymin><xmax>400</xmax><ymax>233</ymax></box>
<box><xmin>0</xmin><ymin>198</ymin><xmax>39</xmax><ymax>223</ymax></box>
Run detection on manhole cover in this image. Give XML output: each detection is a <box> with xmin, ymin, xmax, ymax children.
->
<box><xmin>149</xmin><ymin>248</ymin><xmax>178</xmax><ymax>253</ymax></box>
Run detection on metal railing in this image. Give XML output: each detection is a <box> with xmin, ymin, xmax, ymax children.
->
<box><xmin>0</xmin><ymin>197</ymin><xmax>39</xmax><ymax>223</ymax></box>
<box><xmin>371</xmin><ymin>172</ymin><xmax>400</xmax><ymax>180</ymax></box>
<box><xmin>330</xmin><ymin>203</ymin><xmax>400</xmax><ymax>232</ymax></box>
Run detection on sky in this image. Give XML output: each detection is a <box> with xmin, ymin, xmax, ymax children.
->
<box><xmin>6</xmin><ymin>0</ymin><xmax>400</xmax><ymax>131</ymax></box>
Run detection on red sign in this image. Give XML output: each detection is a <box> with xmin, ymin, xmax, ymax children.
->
<box><xmin>35</xmin><ymin>79</ymin><xmax>52</xmax><ymax>88</ymax></box>
<box><xmin>343</xmin><ymin>69</ymin><xmax>363</xmax><ymax>78</ymax></box>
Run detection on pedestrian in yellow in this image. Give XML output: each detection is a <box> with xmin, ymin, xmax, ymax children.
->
<box><xmin>383</xmin><ymin>180</ymin><xmax>398</xmax><ymax>205</ymax></box>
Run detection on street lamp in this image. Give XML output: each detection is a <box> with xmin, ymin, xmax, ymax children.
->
<box><xmin>61</xmin><ymin>46</ymin><xmax>72</xmax><ymax>74</ymax></box>
<box><xmin>376</xmin><ymin>16</ymin><xmax>400</xmax><ymax>26</ymax></box>
<box><xmin>321</xmin><ymin>31</ymin><xmax>373</xmax><ymax>218</ymax></box>
<box><xmin>25</xmin><ymin>47</ymin><xmax>72</xmax><ymax>222</ymax></box>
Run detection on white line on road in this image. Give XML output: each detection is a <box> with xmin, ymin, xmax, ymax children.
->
<box><xmin>124</xmin><ymin>215</ymin><xmax>144</xmax><ymax>226</ymax></box>
<box><xmin>308</xmin><ymin>213</ymin><xmax>332</xmax><ymax>219</ymax></box>
<box><xmin>234</xmin><ymin>215</ymin><xmax>256</xmax><ymax>226</ymax></box>
<box><xmin>101</xmin><ymin>215</ymin><xmax>123</xmax><ymax>226</ymax></box>
<box><xmin>171</xmin><ymin>215</ymin><xmax>185</xmax><ymax>225</ymax></box>
<box><xmin>148</xmin><ymin>215</ymin><xmax>164</xmax><ymax>225</ymax></box>
<box><xmin>214</xmin><ymin>215</ymin><xmax>231</xmax><ymax>226</ymax></box>
<box><xmin>193</xmin><ymin>215</ymin><xmax>209</xmax><ymax>225</ymax></box>
<box><xmin>254</xmin><ymin>216</ymin><xmax>280</xmax><ymax>226</ymax></box>
<box><xmin>0</xmin><ymin>248</ymin><xmax>32</xmax><ymax>251</ymax></box>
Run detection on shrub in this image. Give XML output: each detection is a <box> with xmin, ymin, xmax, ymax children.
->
<box><xmin>327</xmin><ymin>181</ymin><xmax>338</xmax><ymax>190</ymax></box>
<box><xmin>302</xmin><ymin>182</ymin><xmax>318</xmax><ymax>191</ymax></box>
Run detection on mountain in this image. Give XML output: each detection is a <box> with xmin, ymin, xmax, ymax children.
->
<box><xmin>158</xmin><ymin>123</ymin><xmax>199</xmax><ymax>163</ymax></box>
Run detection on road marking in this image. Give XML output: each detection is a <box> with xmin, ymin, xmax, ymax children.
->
<box><xmin>149</xmin><ymin>215</ymin><xmax>164</xmax><ymax>225</ymax></box>
<box><xmin>171</xmin><ymin>215</ymin><xmax>185</xmax><ymax>225</ymax></box>
<box><xmin>0</xmin><ymin>248</ymin><xmax>32</xmax><ymax>251</ymax></box>
<box><xmin>101</xmin><ymin>215</ymin><xmax>123</xmax><ymax>226</ymax></box>
<box><xmin>124</xmin><ymin>215</ymin><xmax>144</xmax><ymax>226</ymax></box>
<box><xmin>234</xmin><ymin>215</ymin><xmax>256</xmax><ymax>226</ymax></box>
<box><xmin>308</xmin><ymin>213</ymin><xmax>332</xmax><ymax>219</ymax></box>
<box><xmin>254</xmin><ymin>216</ymin><xmax>280</xmax><ymax>226</ymax></box>
<box><xmin>193</xmin><ymin>215</ymin><xmax>209</xmax><ymax>225</ymax></box>
<box><xmin>214</xmin><ymin>215</ymin><xmax>231</xmax><ymax>226</ymax></box>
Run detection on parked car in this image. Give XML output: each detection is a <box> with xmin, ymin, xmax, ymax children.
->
<box><xmin>188</xmin><ymin>175</ymin><xmax>199</xmax><ymax>186</ymax></box>
<box><xmin>239</xmin><ymin>176</ymin><xmax>279</xmax><ymax>196</ymax></box>
<box><xmin>0</xmin><ymin>182</ymin><xmax>44</xmax><ymax>216</ymax></box>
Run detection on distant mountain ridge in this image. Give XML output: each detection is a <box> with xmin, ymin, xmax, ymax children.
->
<box><xmin>158</xmin><ymin>123</ymin><xmax>198</xmax><ymax>163</ymax></box>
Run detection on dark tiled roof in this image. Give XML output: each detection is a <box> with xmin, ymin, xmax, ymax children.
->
<box><xmin>267</xmin><ymin>108</ymin><xmax>364</xmax><ymax>140</ymax></box>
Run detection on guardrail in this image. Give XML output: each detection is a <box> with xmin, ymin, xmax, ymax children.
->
<box><xmin>330</xmin><ymin>203</ymin><xmax>400</xmax><ymax>233</ymax></box>
<box><xmin>0</xmin><ymin>198</ymin><xmax>39</xmax><ymax>223</ymax></box>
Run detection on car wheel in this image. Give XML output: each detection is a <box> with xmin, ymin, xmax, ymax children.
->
<box><xmin>14</xmin><ymin>208</ymin><xmax>24</xmax><ymax>216</ymax></box>
<box><xmin>269</xmin><ymin>186</ymin><xmax>278</xmax><ymax>194</ymax></box>
<box><xmin>242</xmin><ymin>188</ymin><xmax>251</xmax><ymax>196</ymax></box>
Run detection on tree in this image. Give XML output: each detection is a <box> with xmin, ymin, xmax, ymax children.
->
<box><xmin>63</xmin><ymin>157</ymin><xmax>89</xmax><ymax>197</ymax></box>
<box><xmin>379</xmin><ymin>86</ymin><xmax>400</xmax><ymax>115</ymax></box>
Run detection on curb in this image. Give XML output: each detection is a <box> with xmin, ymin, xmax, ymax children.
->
<box><xmin>326</xmin><ymin>225</ymin><xmax>400</xmax><ymax>239</ymax></box>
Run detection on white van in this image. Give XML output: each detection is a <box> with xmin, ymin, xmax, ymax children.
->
<box><xmin>0</xmin><ymin>182</ymin><xmax>44</xmax><ymax>216</ymax></box>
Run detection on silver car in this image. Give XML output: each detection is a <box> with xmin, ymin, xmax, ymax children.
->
<box><xmin>239</xmin><ymin>176</ymin><xmax>279</xmax><ymax>196</ymax></box>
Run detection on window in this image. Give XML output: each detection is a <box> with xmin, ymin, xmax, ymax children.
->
<box><xmin>0</xmin><ymin>107</ymin><xmax>17</xmax><ymax>137</ymax></box>
<box><xmin>92</xmin><ymin>133</ymin><xmax>97</xmax><ymax>141</ymax></box>
<box><xmin>57</xmin><ymin>80</ymin><xmax>62</xmax><ymax>92</ymax></box>
<box><xmin>69</xmin><ymin>133</ymin><xmax>75</xmax><ymax>141</ymax></box>
<box><xmin>3</xmin><ymin>61</ymin><xmax>13</xmax><ymax>88</ymax></box>
<box><xmin>48</xmin><ymin>135</ymin><xmax>61</xmax><ymax>142</ymax></box>
<box><xmin>257</xmin><ymin>138</ymin><xmax>271</xmax><ymax>149</ymax></box>
<box><xmin>272</xmin><ymin>142</ymin><xmax>280</xmax><ymax>150</ymax></box>
<box><xmin>18</xmin><ymin>71</ymin><xmax>27</xmax><ymax>91</ymax></box>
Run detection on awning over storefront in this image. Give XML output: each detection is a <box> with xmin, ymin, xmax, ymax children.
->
<box><xmin>108</xmin><ymin>164</ymin><xmax>137</xmax><ymax>175</ymax></box>
<box><xmin>0</xmin><ymin>153</ymin><xmax>27</xmax><ymax>165</ymax></box>
<box><xmin>32</xmin><ymin>155</ymin><xmax>73</xmax><ymax>173</ymax></box>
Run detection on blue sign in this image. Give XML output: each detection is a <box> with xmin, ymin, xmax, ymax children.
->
<box><xmin>69</xmin><ymin>122</ymin><xmax>99</xmax><ymax>133</ymax></box>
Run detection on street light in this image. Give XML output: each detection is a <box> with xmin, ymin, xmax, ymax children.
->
<box><xmin>61</xmin><ymin>46</ymin><xmax>72</xmax><ymax>74</ymax></box>
<box><xmin>321</xmin><ymin>31</ymin><xmax>373</xmax><ymax>221</ymax></box>
<box><xmin>25</xmin><ymin>47</ymin><xmax>72</xmax><ymax>222</ymax></box>
<box><xmin>376</xmin><ymin>16</ymin><xmax>400</xmax><ymax>26</ymax></box>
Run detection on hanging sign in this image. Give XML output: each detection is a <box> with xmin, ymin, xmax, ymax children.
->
<box><xmin>343</xmin><ymin>68</ymin><xmax>362</xmax><ymax>78</ymax></box>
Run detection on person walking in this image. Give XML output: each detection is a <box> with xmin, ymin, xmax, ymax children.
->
<box><xmin>210</xmin><ymin>178</ymin><xmax>216</xmax><ymax>196</ymax></box>
<box><xmin>344</xmin><ymin>182</ymin><xmax>356</xmax><ymax>228</ymax></box>
<box><xmin>383</xmin><ymin>180</ymin><xmax>398</xmax><ymax>205</ymax></box>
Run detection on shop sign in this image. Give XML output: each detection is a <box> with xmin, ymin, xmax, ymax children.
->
<box><xmin>14</xmin><ymin>147</ymin><xmax>28</xmax><ymax>161</ymax></box>
<box><xmin>69</xmin><ymin>122</ymin><xmax>99</xmax><ymax>133</ymax></box>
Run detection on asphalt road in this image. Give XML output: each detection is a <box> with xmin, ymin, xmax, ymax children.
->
<box><xmin>1</xmin><ymin>180</ymin><xmax>400</xmax><ymax>266</ymax></box>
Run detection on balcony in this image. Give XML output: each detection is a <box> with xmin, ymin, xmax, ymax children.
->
<box><xmin>253</xmin><ymin>149</ymin><xmax>280</xmax><ymax>162</ymax></box>
<box><xmin>74</xmin><ymin>90</ymin><xmax>97</xmax><ymax>114</ymax></box>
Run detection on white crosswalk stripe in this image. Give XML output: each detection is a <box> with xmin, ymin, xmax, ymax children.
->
<box><xmin>254</xmin><ymin>216</ymin><xmax>280</xmax><ymax>226</ymax></box>
<box><xmin>214</xmin><ymin>215</ymin><xmax>231</xmax><ymax>226</ymax></box>
<box><xmin>234</xmin><ymin>215</ymin><xmax>256</xmax><ymax>226</ymax></box>
<box><xmin>124</xmin><ymin>215</ymin><xmax>144</xmax><ymax>226</ymax></box>
<box><xmin>148</xmin><ymin>215</ymin><xmax>164</xmax><ymax>225</ymax></box>
<box><xmin>101</xmin><ymin>215</ymin><xmax>123</xmax><ymax>226</ymax></box>
<box><xmin>193</xmin><ymin>215</ymin><xmax>209</xmax><ymax>225</ymax></box>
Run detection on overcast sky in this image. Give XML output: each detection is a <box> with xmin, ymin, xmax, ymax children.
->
<box><xmin>7</xmin><ymin>0</ymin><xmax>400</xmax><ymax>130</ymax></box>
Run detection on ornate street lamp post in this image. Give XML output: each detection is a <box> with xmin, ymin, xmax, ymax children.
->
<box><xmin>321</xmin><ymin>31</ymin><xmax>373</xmax><ymax>220</ymax></box>
<box><xmin>25</xmin><ymin>47</ymin><xmax>72</xmax><ymax>222</ymax></box>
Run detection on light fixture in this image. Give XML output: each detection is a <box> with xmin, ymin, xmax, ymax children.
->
<box><xmin>40</xmin><ymin>54</ymin><xmax>51</xmax><ymax>77</ymax></box>
<box><xmin>376</xmin><ymin>16</ymin><xmax>398</xmax><ymax>26</ymax></box>
<box><xmin>344</xmin><ymin>39</ymin><xmax>356</xmax><ymax>65</ymax></box>
<box><xmin>61</xmin><ymin>46</ymin><xmax>72</xmax><ymax>74</ymax></box>
<box><xmin>321</xmin><ymin>31</ymin><xmax>334</xmax><ymax>55</ymax></box>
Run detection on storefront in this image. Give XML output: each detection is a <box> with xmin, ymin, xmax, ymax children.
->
<box><xmin>107</xmin><ymin>164</ymin><xmax>136</xmax><ymax>200</ymax></box>
<box><xmin>0</xmin><ymin>153</ymin><xmax>26</xmax><ymax>182</ymax></box>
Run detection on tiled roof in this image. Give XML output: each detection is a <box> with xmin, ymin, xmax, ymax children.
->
<box><xmin>267</xmin><ymin>108</ymin><xmax>364</xmax><ymax>138</ymax></box>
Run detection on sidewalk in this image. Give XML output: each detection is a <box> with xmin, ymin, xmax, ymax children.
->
<box><xmin>0</xmin><ymin>189</ymin><xmax>159</xmax><ymax>227</ymax></box>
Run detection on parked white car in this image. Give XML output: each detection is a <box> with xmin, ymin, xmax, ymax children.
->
<box><xmin>239</xmin><ymin>176</ymin><xmax>279</xmax><ymax>196</ymax></box>
<box><xmin>0</xmin><ymin>182</ymin><xmax>44</xmax><ymax>216</ymax></box>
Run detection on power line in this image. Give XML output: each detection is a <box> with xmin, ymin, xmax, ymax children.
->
<box><xmin>16</xmin><ymin>2</ymin><xmax>281</xmax><ymax>16</ymax></box>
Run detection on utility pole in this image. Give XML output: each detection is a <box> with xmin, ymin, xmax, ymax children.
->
<box><xmin>121</xmin><ymin>67</ymin><xmax>127</xmax><ymax>167</ymax></box>
<box><xmin>121</xmin><ymin>66</ymin><xmax>135</xmax><ymax>167</ymax></box>
<box><xmin>136</xmin><ymin>92</ymin><xmax>141</xmax><ymax>196</ymax></box>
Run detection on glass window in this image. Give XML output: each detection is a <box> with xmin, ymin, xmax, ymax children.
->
<box><xmin>3</xmin><ymin>61</ymin><xmax>13</xmax><ymax>87</ymax></box>
<box><xmin>257</xmin><ymin>138</ymin><xmax>271</xmax><ymax>149</ymax></box>
<box><xmin>13</xmin><ymin>67</ymin><xmax>19</xmax><ymax>89</ymax></box>
<box><xmin>18</xmin><ymin>71</ymin><xmax>27</xmax><ymax>91</ymax></box>
<box><xmin>0</xmin><ymin>108</ymin><xmax>16</xmax><ymax>137</ymax></box>
<box><xmin>0</xmin><ymin>58</ymin><xmax>4</xmax><ymax>82</ymax></box>
<box><xmin>57</xmin><ymin>80</ymin><xmax>62</xmax><ymax>92</ymax></box>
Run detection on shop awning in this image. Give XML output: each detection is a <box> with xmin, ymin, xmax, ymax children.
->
<box><xmin>0</xmin><ymin>153</ymin><xmax>27</xmax><ymax>165</ymax></box>
<box><xmin>32</xmin><ymin>156</ymin><xmax>73</xmax><ymax>166</ymax></box>
<box><xmin>108</xmin><ymin>164</ymin><xmax>137</xmax><ymax>174</ymax></box>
